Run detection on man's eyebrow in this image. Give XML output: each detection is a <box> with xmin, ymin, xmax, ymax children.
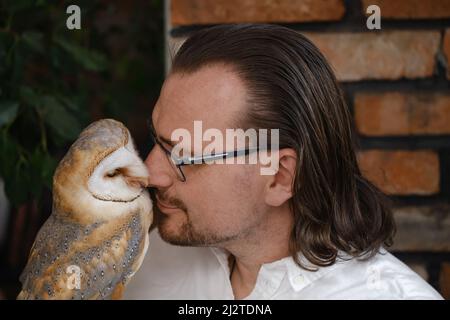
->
<box><xmin>148</xmin><ymin>119</ymin><xmax>176</xmax><ymax>148</ymax></box>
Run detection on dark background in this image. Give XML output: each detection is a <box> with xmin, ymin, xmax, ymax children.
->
<box><xmin>0</xmin><ymin>0</ymin><xmax>164</xmax><ymax>299</ymax></box>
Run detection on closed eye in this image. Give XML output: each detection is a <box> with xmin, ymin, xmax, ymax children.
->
<box><xmin>105</xmin><ymin>169</ymin><xmax>121</xmax><ymax>178</ymax></box>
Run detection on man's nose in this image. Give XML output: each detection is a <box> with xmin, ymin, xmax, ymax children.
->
<box><xmin>145</xmin><ymin>146</ymin><xmax>174</xmax><ymax>189</ymax></box>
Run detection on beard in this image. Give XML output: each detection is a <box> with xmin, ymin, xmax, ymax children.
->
<box><xmin>150</xmin><ymin>188</ymin><xmax>239</xmax><ymax>247</ymax></box>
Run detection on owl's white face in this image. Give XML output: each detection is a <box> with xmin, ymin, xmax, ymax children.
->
<box><xmin>87</xmin><ymin>134</ymin><xmax>149</xmax><ymax>203</ymax></box>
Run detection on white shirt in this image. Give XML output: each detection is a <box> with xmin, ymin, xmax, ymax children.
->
<box><xmin>124</xmin><ymin>230</ymin><xmax>443</xmax><ymax>300</ymax></box>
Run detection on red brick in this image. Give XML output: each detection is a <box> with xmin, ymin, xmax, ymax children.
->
<box><xmin>392</xmin><ymin>205</ymin><xmax>450</xmax><ymax>252</ymax></box>
<box><xmin>444</xmin><ymin>29</ymin><xmax>450</xmax><ymax>80</ymax></box>
<box><xmin>171</xmin><ymin>0</ymin><xmax>345</xmax><ymax>26</ymax></box>
<box><xmin>362</xmin><ymin>0</ymin><xmax>450</xmax><ymax>19</ymax></box>
<box><xmin>440</xmin><ymin>262</ymin><xmax>450</xmax><ymax>299</ymax></box>
<box><xmin>354</xmin><ymin>92</ymin><xmax>450</xmax><ymax>136</ymax></box>
<box><xmin>168</xmin><ymin>31</ymin><xmax>440</xmax><ymax>81</ymax></box>
<box><xmin>305</xmin><ymin>31</ymin><xmax>440</xmax><ymax>81</ymax></box>
<box><xmin>358</xmin><ymin>150</ymin><xmax>440</xmax><ymax>195</ymax></box>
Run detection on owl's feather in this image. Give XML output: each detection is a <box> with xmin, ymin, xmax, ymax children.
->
<box><xmin>18</xmin><ymin>206</ymin><xmax>150</xmax><ymax>299</ymax></box>
<box><xmin>17</xmin><ymin>119</ymin><xmax>153</xmax><ymax>300</ymax></box>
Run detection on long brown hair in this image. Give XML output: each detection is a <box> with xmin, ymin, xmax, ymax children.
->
<box><xmin>171</xmin><ymin>24</ymin><xmax>396</xmax><ymax>269</ymax></box>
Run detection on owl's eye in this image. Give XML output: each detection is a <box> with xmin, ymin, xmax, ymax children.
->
<box><xmin>105</xmin><ymin>169</ymin><xmax>121</xmax><ymax>178</ymax></box>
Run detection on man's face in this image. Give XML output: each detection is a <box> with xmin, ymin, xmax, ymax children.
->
<box><xmin>145</xmin><ymin>64</ymin><xmax>269</xmax><ymax>247</ymax></box>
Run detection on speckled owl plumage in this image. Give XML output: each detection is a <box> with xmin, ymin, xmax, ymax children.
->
<box><xmin>17</xmin><ymin>119</ymin><xmax>153</xmax><ymax>300</ymax></box>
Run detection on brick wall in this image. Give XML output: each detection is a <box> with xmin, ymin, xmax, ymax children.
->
<box><xmin>165</xmin><ymin>0</ymin><xmax>450</xmax><ymax>298</ymax></box>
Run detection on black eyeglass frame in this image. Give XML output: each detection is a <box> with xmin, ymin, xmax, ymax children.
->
<box><xmin>149</xmin><ymin>124</ymin><xmax>263</xmax><ymax>182</ymax></box>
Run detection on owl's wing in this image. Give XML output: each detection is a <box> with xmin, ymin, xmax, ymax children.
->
<box><xmin>18</xmin><ymin>210</ymin><xmax>148</xmax><ymax>300</ymax></box>
<box><xmin>18</xmin><ymin>212</ymin><xmax>85</xmax><ymax>299</ymax></box>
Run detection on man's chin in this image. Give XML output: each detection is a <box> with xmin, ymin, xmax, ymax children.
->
<box><xmin>155</xmin><ymin>209</ymin><xmax>238</xmax><ymax>246</ymax></box>
<box><xmin>157</xmin><ymin>219</ymin><xmax>215</xmax><ymax>247</ymax></box>
<box><xmin>157</xmin><ymin>217</ymin><xmax>193</xmax><ymax>246</ymax></box>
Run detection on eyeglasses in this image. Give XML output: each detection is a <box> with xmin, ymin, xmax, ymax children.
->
<box><xmin>148</xmin><ymin>123</ymin><xmax>261</xmax><ymax>182</ymax></box>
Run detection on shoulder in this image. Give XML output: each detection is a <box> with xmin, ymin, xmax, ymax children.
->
<box><xmin>367</xmin><ymin>250</ymin><xmax>442</xmax><ymax>299</ymax></box>
<box><xmin>317</xmin><ymin>249</ymin><xmax>443</xmax><ymax>300</ymax></box>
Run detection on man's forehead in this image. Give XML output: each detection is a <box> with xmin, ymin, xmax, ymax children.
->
<box><xmin>152</xmin><ymin>64</ymin><xmax>248</xmax><ymax>138</ymax></box>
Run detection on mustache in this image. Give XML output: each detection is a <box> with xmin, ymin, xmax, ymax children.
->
<box><xmin>148</xmin><ymin>187</ymin><xmax>188</xmax><ymax>212</ymax></box>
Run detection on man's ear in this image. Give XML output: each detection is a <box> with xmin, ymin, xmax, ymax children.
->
<box><xmin>264</xmin><ymin>148</ymin><xmax>297</xmax><ymax>207</ymax></box>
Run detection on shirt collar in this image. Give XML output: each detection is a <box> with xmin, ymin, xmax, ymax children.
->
<box><xmin>283</xmin><ymin>254</ymin><xmax>338</xmax><ymax>292</ymax></box>
<box><xmin>210</xmin><ymin>247</ymin><xmax>233</xmax><ymax>274</ymax></box>
<box><xmin>210</xmin><ymin>247</ymin><xmax>344</xmax><ymax>293</ymax></box>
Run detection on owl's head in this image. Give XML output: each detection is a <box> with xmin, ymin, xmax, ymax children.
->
<box><xmin>53</xmin><ymin>119</ymin><xmax>151</xmax><ymax>221</ymax></box>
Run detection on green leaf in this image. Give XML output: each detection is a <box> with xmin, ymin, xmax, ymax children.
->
<box><xmin>40</xmin><ymin>95</ymin><xmax>81</xmax><ymax>141</ymax></box>
<box><xmin>0</xmin><ymin>31</ymin><xmax>15</xmax><ymax>63</ymax></box>
<box><xmin>40</xmin><ymin>153</ymin><xmax>57</xmax><ymax>189</ymax></box>
<box><xmin>10</xmin><ymin>40</ymin><xmax>26</xmax><ymax>85</ymax></box>
<box><xmin>6</xmin><ymin>0</ymin><xmax>37</xmax><ymax>13</ymax></box>
<box><xmin>4</xmin><ymin>163</ymin><xmax>31</xmax><ymax>205</ymax></box>
<box><xmin>19</xmin><ymin>85</ymin><xmax>40</xmax><ymax>106</ymax></box>
<box><xmin>0</xmin><ymin>101</ymin><xmax>19</xmax><ymax>127</ymax></box>
<box><xmin>56</xmin><ymin>95</ymin><xmax>79</xmax><ymax>112</ymax></box>
<box><xmin>21</xmin><ymin>31</ymin><xmax>45</xmax><ymax>54</ymax></box>
<box><xmin>35</xmin><ymin>0</ymin><xmax>48</xmax><ymax>6</ymax></box>
<box><xmin>28</xmin><ymin>148</ymin><xmax>55</xmax><ymax>197</ymax></box>
<box><xmin>28</xmin><ymin>149</ymin><xmax>43</xmax><ymax>199</ymax></box>
<box><xmin>0</xmin><ymin>133</ymin><xmax>29</xmax><ymax>205</ymax></box>
<box><xmin>55</xmin><ymin>37</ymin><xmax>108</xmax><ymax>72</ymax></box>
<box><xmin>0</xmin><ymin>131</ymin><xmax>19</xmax><ymax>178</ymax></box>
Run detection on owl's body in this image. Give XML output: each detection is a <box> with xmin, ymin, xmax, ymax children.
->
<box><xmin>18</xmin><ymin>119</ymin><xmax>153</xmax><ymax>300</ymax></box>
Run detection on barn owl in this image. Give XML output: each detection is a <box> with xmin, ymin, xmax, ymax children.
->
<box><xmin>17</xmin><ymin>119</ymin><xmax>153</xmax><ymax>300</ymax></box>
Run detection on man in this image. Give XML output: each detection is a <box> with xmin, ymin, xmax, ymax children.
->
<box><xmin>124</xmin><ymin>24</ymin><xmax>442</xmax><ymax>299</ymax></box>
